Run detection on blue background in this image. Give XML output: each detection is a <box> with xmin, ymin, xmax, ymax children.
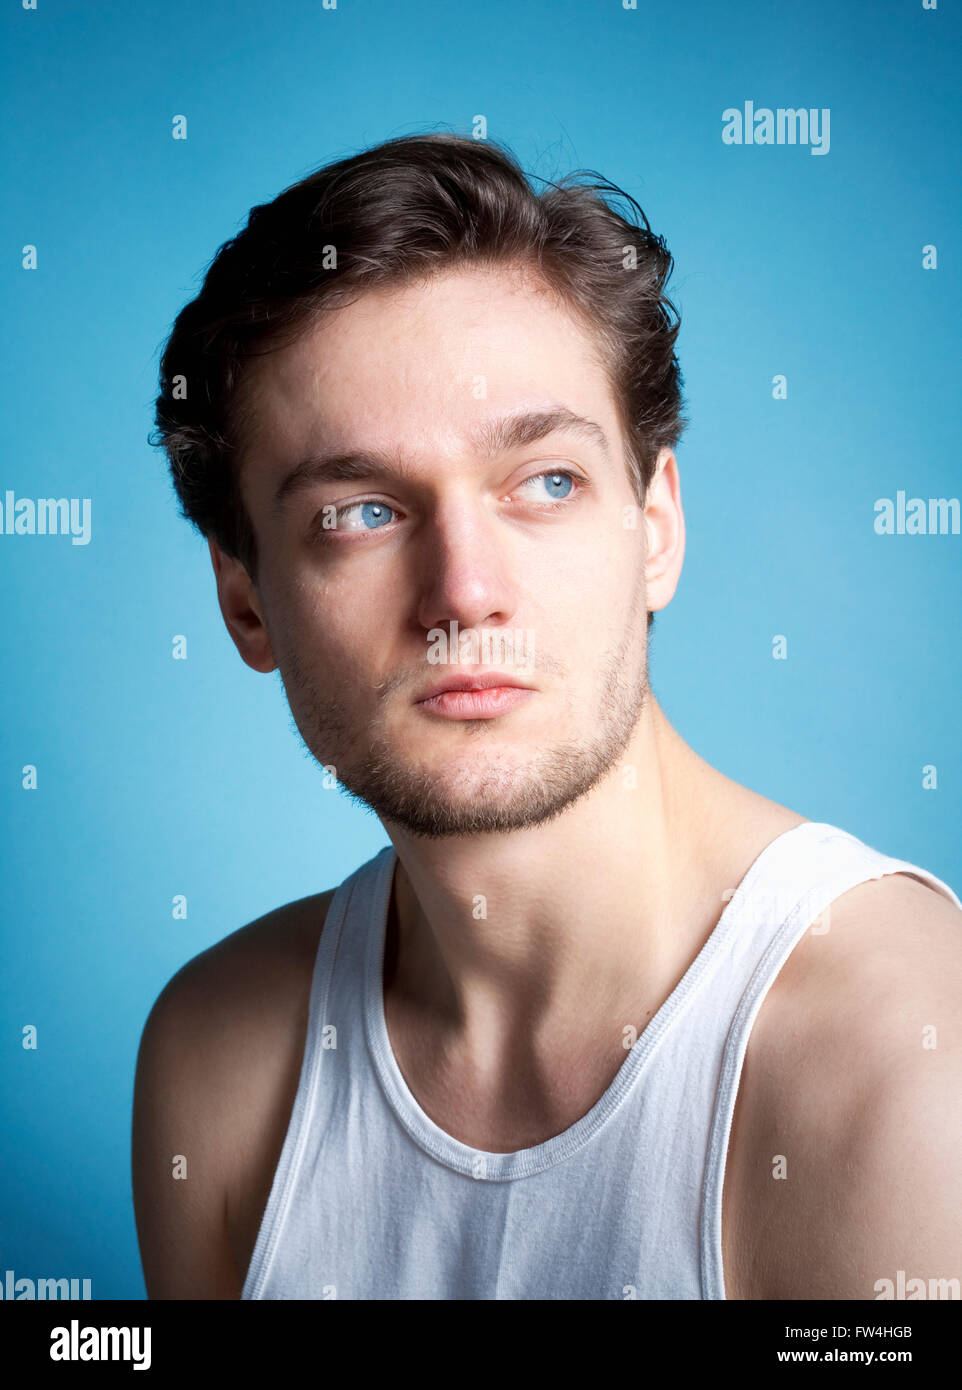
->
<box><xmin>1</xmin><ymin>0</ymin><xmax>958</xmax><ymax>1299</ymax></box>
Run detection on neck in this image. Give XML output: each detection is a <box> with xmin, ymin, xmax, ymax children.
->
<box><xmin>383</xmin><ymin>696</ymin><xmax>793</xmax><ymax>1073</ymax></box>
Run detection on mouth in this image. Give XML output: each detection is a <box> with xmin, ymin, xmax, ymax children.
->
<box><xmin>413</xmin><ymin>672</ymin><xmax>536</xmax><ymax>721</ymax></box>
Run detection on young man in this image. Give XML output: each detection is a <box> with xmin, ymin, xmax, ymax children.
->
<box><xmin>135</xmin><ymin>133</ymin><xmax>962</xmax><ymax>1301</ymax></box>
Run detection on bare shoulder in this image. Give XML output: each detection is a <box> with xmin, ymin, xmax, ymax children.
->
<box><xmin>144</xmin><ymin>886</ymin><xmax>337</xmax><ymax>1031</ymax></box>
<box><xmin>723</xmin><ymin>868</ymin><xmax>962</xmax><ymax>1300</ymax></box>
<box><xmin>132</xmin><ymin>886</ymin><xmax>337</xmax><ymax>1298</ymax></box>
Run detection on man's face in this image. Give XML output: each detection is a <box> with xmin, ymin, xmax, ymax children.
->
<box><xmin>233</xmin><ymin>264</ymin><xmax>655</xmax><ymax>838</ymax></box>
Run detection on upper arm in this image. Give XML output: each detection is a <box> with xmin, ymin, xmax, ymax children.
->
<box><xmin>827</xmin><ymin>1032</ymin><xmax>962</xmax><ymax>1299</ymax></box>
<box><xmin>132</xmin><ymin>959</ymin><xmax>245</xmax><ymax>1299</ymax></box>
<box><xmin>131</xmin><ymin>889</ymin><xmax>336</xmax><ymax>1299</ymax></box>
<box><xmin>725</xmin><ymin>871</ymin><xmax>962</xmax><ymax>1300</ymax></box>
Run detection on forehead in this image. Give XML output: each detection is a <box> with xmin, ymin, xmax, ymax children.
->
<box><xmin>237</xmin><ymin>264</ymin><xmax>619</xmax><ymax>498</ymax></box>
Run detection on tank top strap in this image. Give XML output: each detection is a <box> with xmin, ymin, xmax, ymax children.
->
<box><xmin>241</xmin><ymin>843</ymin><xmax>394</xmax><ymax>1300</ymax></box>
<box><xmin>315</xmin><ymin>844</ymin><xmax>395</xmax><ymax>988</ymax></box>
<box><xmin>699</xmin><ymin>820</ymin><xmax>961</xmax><ymax>1298</ymax></box>
<box><xmin>301</xmin><ymin>843</ymin><xmax>396</xmax><ymax>1070</ymax></box>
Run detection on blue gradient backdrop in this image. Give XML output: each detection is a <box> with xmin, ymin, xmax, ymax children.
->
<box><xmin>1</xmin><ymin>0</ymin><xmax>959</xmax><ymax>1298</ymax></box>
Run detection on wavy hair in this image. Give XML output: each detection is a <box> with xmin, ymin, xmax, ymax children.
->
<box><xmin>150</xmin><ymin>132</ymin><xmax>688</xmax><ymax>634</ymax></box>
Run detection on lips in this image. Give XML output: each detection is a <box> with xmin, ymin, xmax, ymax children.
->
<box><xmin>414</xmin><ymin>672</ymin><xmax>534</xmax><ymax>703</ymax></box>
<box><xmin>413</xmin><ymin>672</ymin><xmax>536</xmax><ymax>720</ymax></box>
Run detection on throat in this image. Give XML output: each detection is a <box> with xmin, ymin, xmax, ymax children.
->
<box><xmin>381</xmin><ymin>982</ymin><xmax>642</xmax><ymax>1154</ymax></box>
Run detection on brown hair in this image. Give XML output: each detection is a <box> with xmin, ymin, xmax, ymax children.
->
<box><xmin>150</xmin><ymin>132</ymin><xmax>688</xmax><ymax>632</ymax></box>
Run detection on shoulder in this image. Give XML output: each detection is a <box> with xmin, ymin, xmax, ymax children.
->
<box><xmin>141</xmin><ymin>886</ymin><xmax>337</xmax><ymax>1038</ymax></box>
<box><xmin>723</xmin><ymin>867</ymin><xmax>962</xmax><ymax>1300</ymax></box>
<box><xmin>132</xmin><ymin>886</ymin><xmax>338</xmax><ymax>1297</ymax></box>
<box><xmin>135</xmin><ymin>886</ymin><xmax>337</xmax><ymax>1105</ymax></box>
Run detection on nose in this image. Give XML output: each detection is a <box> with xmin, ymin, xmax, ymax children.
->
<box><xmin>414</xmin><ymin>491</ymin><xmax>520</xmax><ymax>636</ymax></box>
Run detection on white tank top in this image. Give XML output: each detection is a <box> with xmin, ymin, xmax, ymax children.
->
<box><xmin>241</xmin><ymin>820</ymin><xmax>961</xmax><ymax>1300</ymax></box>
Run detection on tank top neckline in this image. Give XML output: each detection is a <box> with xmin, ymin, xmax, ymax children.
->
<box><xmin>361</xmin><ymin>817</ymin><xmax>829</xmax><ymax>1182</ymax></box>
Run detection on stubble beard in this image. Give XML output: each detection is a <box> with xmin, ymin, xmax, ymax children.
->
<box><xmin>277</xmin><ymin>615</ymin><xmax>650</xmax><ymax>841</ymax></box>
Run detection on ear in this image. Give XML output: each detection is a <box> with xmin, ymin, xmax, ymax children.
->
<box><xmin>207</xmin><ymin>537</ymin><xmax>277</xmax><ymax>673</ymax></box>
<box><xmin>643</xmin><ymin>448</ymin><xmax>685</xmax><ymax>615</ymax></box>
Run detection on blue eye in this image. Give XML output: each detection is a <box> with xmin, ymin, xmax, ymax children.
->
<box><xmin>521</xmin><ymin>470</ymin><xmax>576</xmax><ymax>501</ymax></box>
<box><xmin>316</xmin><ymin>470</ymin><xmax>579</xmax><ymax>542</ymax></box>
<box><xmin>340</xmin><ymin>500</ymin><xmax>396</xmax><ymax>531</ymax></box>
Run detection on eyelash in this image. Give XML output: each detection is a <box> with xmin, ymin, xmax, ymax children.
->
<box><xmin>310</xmin><ymin>468</ymin><xmax>586</xmax><ymax>540</ymax></box>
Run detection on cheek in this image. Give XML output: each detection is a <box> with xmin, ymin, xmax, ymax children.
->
<box><xmin>572</xmin><ymin>546</ymin><xmax>647</xmax><ymax>664</ymax></box>
<box><xmin>544</xmin><ymin>529</ymin><xmax>643</xmax><ymax>612</ymax></box>
<box><xmin>279</xmin><ymin>583</ymin><xmax>390</xmax><ymax>686</ymax></box>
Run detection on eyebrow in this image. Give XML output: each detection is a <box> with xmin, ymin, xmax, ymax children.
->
<box><xmin>271</xmin><ymin>406</ymin><xmax>611</xmax><ymax>516</ymax></box>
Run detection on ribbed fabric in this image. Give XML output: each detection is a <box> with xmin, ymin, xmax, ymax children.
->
<box><xmin>241</xmin><ymin>821</ymin><xmax>960</xmax><ymax>1300</ymax></box>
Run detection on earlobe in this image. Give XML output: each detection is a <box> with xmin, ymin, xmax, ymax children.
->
<box><xmin>207</xmin><ymin>538</ymin><xmax>278</xmax><ymax>674</ymax></box>
<box><xmin>642</xmin><ymin>449</ymin><xmax>686</xmax><ymax>615</ymax></box>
